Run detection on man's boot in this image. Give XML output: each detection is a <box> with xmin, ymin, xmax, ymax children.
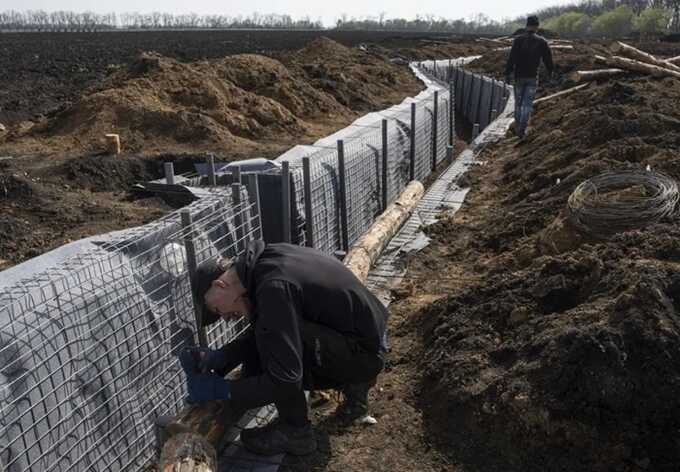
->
<box><xmin>336</xmin><ymin>381</ymin><xmax>371</xmax><ymax>423</ymax></box>
<box><xmin>240</xmin><ymin>420</ymin><xmax>316</xmax><ymax>456</ymax></box>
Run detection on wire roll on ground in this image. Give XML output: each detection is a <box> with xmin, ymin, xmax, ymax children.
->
<box><xmin>567</xmin><ymin>170</ymin><xmax>679</xmax><ymax>238</ymax></box>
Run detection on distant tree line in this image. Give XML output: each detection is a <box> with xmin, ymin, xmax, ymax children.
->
<box><xmin>0</xmin><ymin>11</ymin><xmax>323</xmax><ymax>32</ymax></box>
<box><xmin>335</xmin><ymin>0</ymin><xmax>680</xmax><ymax>35</ymax></box>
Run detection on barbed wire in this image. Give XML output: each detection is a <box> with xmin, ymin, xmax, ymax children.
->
<box><xmin>567</xmin><ymin>170</ymin><xmax>679</xmax><ymax>238</ymax></box>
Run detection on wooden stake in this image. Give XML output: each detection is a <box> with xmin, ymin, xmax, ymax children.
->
<box><xmin>105</xmin><ymin>134</ymin><xmax>121</xmax><ymax>155</ymax></box>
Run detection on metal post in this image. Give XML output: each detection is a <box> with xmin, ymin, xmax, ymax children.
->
<box><xmin>164</xmin><ymin>162</ymin><xmax>175</xmax><ymax>185</ymax></box>
<box><xmin>281</xmin><ymin>161</ymin><xmax>291</xmax><ymax>244</ymax></box>
<box><xmin>447</xmin><ymin>144</ymin><xmax>454</xmax><ymax>164</ymax></box>
<box><xmin>181</xmin><ymin>210</ymin><xmax>207</xmax><ymax>347</ymax></box>
<box><xmin>232</xmin><ymin>183</ymin><xmax>245</xmax><ymax>251</ymax></box>
<box><xmin>302</xmin><ymin>157</ymin><xmax>314</xmax><ymax>248</ymax></box>
<box><xmin>381</xmin><ymin>119</ymin><xmax>388</xmax><ymax>211</ymax></box>
<box><xmin>206</xmin><ymin>153</ymin><xmax>217</xmax><ymax>186</ymax></box>
<box><xmin>337</xmin><ymin>140</ymin><xmax>349</xmax><ymax>252</ymax></box>
<box><xmin>489</xmin><ymin>79</ymin><xmax>497</xmax><ymax>124</ymax></box>
<box><xmin>409</xmin><ymin>103</ymin><xmax>416</xmax><ymax>181</ymax></box>
<box><xmin>473</xmin><ymin>123</ymin><xmax>480</xmax><ymax>140</ymax></box>
<box><xmin>432</xmin><ymin>90</ymin><xmax>438</xmax><ymax>171</ymax></box>
<box><xmin>449</xmin><ymin>80</ymin><xmax>455</xmax><ymax>147</ymax></box>
<box><xmin>244</xmin><ymin>174</ymin><xmax>262</xmax><ymax>240</ymax></box>
<box><xmin>232</xmin><ymin>165</ymin><xmax>241</xmax><ymax>185</ymax></box>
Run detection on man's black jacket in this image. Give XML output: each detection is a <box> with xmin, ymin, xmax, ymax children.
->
<box><xmin>220</xmin><ymin>243</ymin><xmax>388</xmax><ymax>409</ymax></box>
<box><xmin>505</xmin><ymin>32</ymin><xmax>554</xmax><ymax>80</ymax></box>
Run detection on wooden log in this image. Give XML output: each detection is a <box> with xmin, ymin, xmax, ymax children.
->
<box><xmin>494</xmin><ymin>45</ymin><xmax>573</xmax><ymax>52</ymax></box>
<box><xmin>534</xmin><ymin>83</ymin><xmax>589</xmax><ymax>105</ymax></box>
<box><xmin>568</xmin><ymin>69</ymin><xmax>626</xmax><ymax>82</ymax></box>
<box><xmin>344</xmin><ymin>181</ymin><xmax>425</xmax><ymax>282</ymax></box>
<box><xmin>597</xmin><ymin>54</ymin><xmax>680</xmax><ymax>80</ymax></box>
<box><xmin>477</xmin><ymin>37</ymin><xmax>506</xmax><ymax>44</ymax></box>
<box><xmin>609</xmin><ymin>41</ymin><xmax>680</xmax><ymax>73</ymax></box>
<box><xmin>159</xmin><ymin>433</ymin><xmax>217</xmax><ymax>472</ymax></box>
<box><xmin>667</xmin><ymin>55</ymin><xmax>680</xmax><ymax>65</ymax></box>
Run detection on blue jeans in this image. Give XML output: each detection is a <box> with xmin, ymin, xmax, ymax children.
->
<box><xmin>513</xmin><ymin>78</ymin><xmax>537</xmax><ymax>138</ymax></box>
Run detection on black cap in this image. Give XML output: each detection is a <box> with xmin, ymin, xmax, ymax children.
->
<box><xmin>194</xmin><ymin>258</ymin><xmax>225</xmax><ymax>326</ymax></box>
<box><xmin>527</xmin><ymin>15</ymin><xmax>539</xmax><ymax>27</ymax></box>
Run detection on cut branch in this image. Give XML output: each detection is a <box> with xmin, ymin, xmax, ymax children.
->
<box><xmin>534</xmin><ymin>83</ymin><xmax>589</xmax><ymax>105</ymax></box>
<box><xmin>596</xmin><ymin>54</ymin><xmax>680</xmax><ymax>80</ymax></box>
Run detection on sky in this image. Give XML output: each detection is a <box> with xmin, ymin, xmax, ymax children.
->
<box><xmin>5</xmin><ymin>0</ymin><xmax>578</xmax><ymax>26</ymax></box>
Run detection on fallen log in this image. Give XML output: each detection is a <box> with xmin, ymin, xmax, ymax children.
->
<box><xmin>534</xmin><ymin>83</ymin><xmax>589</xmax><ymax>105</ymax></box>
<box><xmin>596</xmin><ymin>54</ymin><xmax>680</xmax><ymax>80</ymax></box>
<box><xmin>569</xmin><ymin>69</ymin><xmax>626</xmax><ymax>82</ymax></box>
<box><xmin>159</xmin><ymin>433</ymin><xmax>217</xmax><ymax>472</ymax></box>
<box><xmin>344</xmin><ymin>180</ymin><xmax>425</xmax><ymax>282</ymax></box>
<box><xmin>477</xmin><ymin>37</ymin><xmax>506</xmax><ymax>44</ymax></box>
<box><xmin>494</xmin><ymin>44</ymin><xmax>573</xmax><ymax>52</ymax></box>
<box><xmin>609</xmin><ymin>41</ymin><xmax>680</xmax><ymax>73</ymax></box>
<box><xmin>667</xmin><ymin>54</ymin><xmax>680</xmax><ymax>65</ymax></box>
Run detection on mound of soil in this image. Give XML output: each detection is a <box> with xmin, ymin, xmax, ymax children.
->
<box><xmin>1</xmin><ymin>38</ymin><xmax>424</xmax><ymax>158</ymax></box>
<box><xmin>402</xmin><ymin>51</ymin><xmax>680</xmax><ymax>472</ymax></box>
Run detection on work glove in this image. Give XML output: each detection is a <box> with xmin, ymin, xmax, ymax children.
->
<box><xmin>186</xmin><ymin>373</ymin><xmax>231</xmax><ymax>403</ymax></box>
<box><xmin>196</xmin><ymin>348</ymin><xmax>228</xmax><ymax>373</ymax></box>
<box><xmin>178</xmin><ymin>347</ymin><xmax>201</xmax><ymax>375</ymax></box>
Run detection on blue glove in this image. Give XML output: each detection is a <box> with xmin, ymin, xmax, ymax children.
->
<box><xmin>186</xmin><ymin>374</ymin><xmax>231</xmax><ymax>403</ymax></box>
<box><xmin>178</xmin><ymin>347</ymin><xmax>201</xmax><ymax>375</ymax></box>
<box><xmin>197</xmin><ymin>348</ymin><xmax>228</xmax><ymax>373</ymax></box>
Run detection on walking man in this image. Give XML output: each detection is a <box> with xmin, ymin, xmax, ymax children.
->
<box><xmin>178</xmin><ymin>240</ymin><xmax>388</xmax><ymax>456</ymax></box>
<box><xmin>505</xmin><ymin>15</ymin><xmax>554</xmax><ymax>140</ymax></box>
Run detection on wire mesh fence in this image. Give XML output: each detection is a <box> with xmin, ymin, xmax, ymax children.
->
<box><xmin>0</xmin><ymin>61</ymin><xmax>511</xmax><ymax>472</ymax></box>
<box><xmin>0</xmin><ymin>186</ymin><xmax>259</xmax><ymax>472</ymax></box>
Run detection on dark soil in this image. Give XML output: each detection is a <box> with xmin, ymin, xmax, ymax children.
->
<box><xmin>393</xmin><ymin>48</ymin><xmax>680</xmax><ymax>472</ymax></box>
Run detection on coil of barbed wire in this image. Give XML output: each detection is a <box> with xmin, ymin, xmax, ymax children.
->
<box><xmin>567</xmin><ymin>170</ymin><xmax>679</xmax><ymax>238</ymax></box>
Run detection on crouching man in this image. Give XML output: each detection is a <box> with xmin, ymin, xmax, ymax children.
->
<box><xmin>178</xmin><ymin>240</ymin><xmax>388</xmax><ymax>456</ymax></box>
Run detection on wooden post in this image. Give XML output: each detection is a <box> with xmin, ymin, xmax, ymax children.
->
<box><xmin>164</xmin><ymin>162</ymin><xmax>175</xmax><ymax>185</ymax></box>
<box><xmin>281</xmin><ymin>161</ymin><xmax>291</xmax><ymax>244</ymax></box>
<box><xmin>432</xmin><ymin>90</ymin><xmax>438</xmax><ymax>171</ymax></box>
<box><xmin>473</xmin><ymin>123</ymin><xmax>480</xmax><ymax>140</ymax></box>
<box><xmin>302</xmin><ymin>157</ymin><xmax>315</xmax><ymax>248</ymax></box>
<box><xmin>243</xmin><ymin>173</ymin><xmax>262</xmax><ymax>241</ymax></box>
<box><xmin>409</xmin><ymin>103</ymin><xmax>416</xmax><ymax>181</ymax></box>
<box><xmin>206</xmin><ymin>154</ymin><xmax>217</xmax><ymax>186</ymax></box>
<box><xmin>181</xmin><ymin>210</ymin><xmax>208</xmax><ymax>347</ymax></box>
<box><xmin>337</xmin><ymin>140</ymin><xmax>349</xmax><ymax>252</ymax></box>
<box><xmin>381</xmin><ymin>119</ymin><xmax>388</xmax><ymax>211</ymax></box>
<box><xmin>488</xmin><ymin>79</ymin><xmax>496</xmax><ymax>125</ymax></box>
<box><xmin>105</xmin><ymin>134</ymin><xmax>121</xmax><ymax>155</ymax></box>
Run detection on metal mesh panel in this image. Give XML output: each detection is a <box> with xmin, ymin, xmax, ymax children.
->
<box><xmin>385</xmin><ymin>107</ymin><xmax>412</xmax><ymax>204</ymax></box>
<box><xmin>0</xmin><ymin>187</ymin><xmax>260</xmax><ymax>472</ymax></box>
<box><xmin>414</xmin><ymin>99</ymin><xmax>434</xmax><ymax>182</ymax></box>
<box><xmin>342</xmin><ymin>129</ymin><xmax>383</xmax><ymax>247</ymax></box>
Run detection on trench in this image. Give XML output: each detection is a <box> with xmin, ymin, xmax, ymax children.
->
<box><xmin>0</xmin><ymin>58</ymin><xmax>513</xmax><ymax>472</ymax></box>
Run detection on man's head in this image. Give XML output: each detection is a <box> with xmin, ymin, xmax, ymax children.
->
<box><xmin>526</xmin><ymin>15</ymin><xmax>539</xmax><ymax>32</ymax></box>
<box><xmin>195</xmin><ymin>258</ymin><xmax>251</xmax><ymax>325</ymax></box>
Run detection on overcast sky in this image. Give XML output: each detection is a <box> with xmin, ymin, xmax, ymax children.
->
<box><xmin>9</xmin><ymin>0</ymin><xmax>577</xmax><ymax>26</ymax></box>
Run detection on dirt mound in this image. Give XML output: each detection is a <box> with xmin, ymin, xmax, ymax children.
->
<box><xmin>410</xmin><ymin>53</ymin><xmax>680</xmax><ymax>472</ymax></box>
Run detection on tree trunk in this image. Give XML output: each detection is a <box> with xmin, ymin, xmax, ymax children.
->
<box><xmin>159</xmin><ymin>433</ymin><xmax>217</xmax><ymax>472</ymax></box>
<box><xmin>596</xmin><ymin>54</ymin><xmax>680</xmax><ymax>80</ymax></box>
<box><xmin>344</xmin><ymin>181</ymin><xmax>425</xmax><ymax>282</ymax></box>
<box><xmin>609</xmin><ymin>41</ymin><xmax>680</xmax><ymax>73</ymax></box>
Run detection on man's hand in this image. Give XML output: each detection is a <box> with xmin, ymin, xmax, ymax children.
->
<box><xmin>197</xmin><ymin>348</ymin><xmax>228</xmax><ymax>373</ymax></box>
<box><xmin>178</xmin><ymin>347</ymin><xmax>201</xmax><ymax>375</ymax></box>
<box><xmin>187</xmin><ymin>374</ymin><xmax>231</xmax><ymax>403</ymax></box>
